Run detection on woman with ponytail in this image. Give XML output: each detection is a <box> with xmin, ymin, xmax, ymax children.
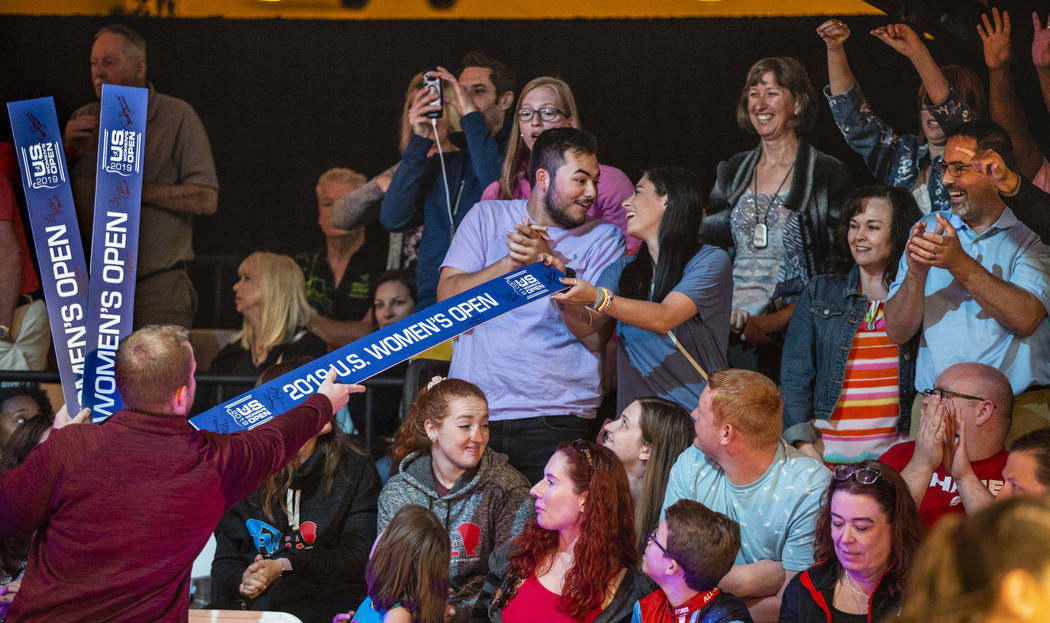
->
<box><xmin>379</xmin><ymin>378</ymin><xmax>531</xmax><ymax>621</ymax></box>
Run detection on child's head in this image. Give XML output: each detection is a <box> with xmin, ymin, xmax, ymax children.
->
<box><xmin>643</xmin><ymin>499</ymin><xmax>740</xmax><ymax>592</ymax></box>
<box><xmin>367</xmin><ymin>505</ymin><xmax>451</xmax><ymax>623</ymax></box>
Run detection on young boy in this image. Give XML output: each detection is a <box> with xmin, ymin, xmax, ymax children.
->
<box><xmin>634</xmin><ymin>499</ymin><xmax>753</xmax><ymax>623</ymax></box>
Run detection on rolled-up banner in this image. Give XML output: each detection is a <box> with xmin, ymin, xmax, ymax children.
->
<box><xmin>6</xmin><ymin>97</ymin><xmax>89</xmax><ymax>411</ymax></box>
<box><xmin>82</xmin><ymin>84</ymin><xmax>147</xmax><ymax>422</ymax></box>
<box><xmin>190</xmin><ymin>262</ymin><xmax>566</xmax><ymax>433</ymax></box>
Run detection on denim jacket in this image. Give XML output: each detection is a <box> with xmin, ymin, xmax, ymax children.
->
<box><xmin>824</xmin><ymin>84</ymin><xmax>974</xmax><ymax>213</ymax></box>
<box><xmin>780</xmin><ymin>267</ymin><xmax>917</xmax><ymax>444</ymax></box>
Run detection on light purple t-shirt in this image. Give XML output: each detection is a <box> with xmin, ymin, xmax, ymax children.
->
<box><xmin>441</xmin><ymin>199</ymin><xmax>625</xmax><ymax>420</ymax></box>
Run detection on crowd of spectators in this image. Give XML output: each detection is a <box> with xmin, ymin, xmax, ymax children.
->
<box><xmin>2</xmin><ymin>9</ymin><xmax>1050</xmax><ymax>623</ymax></box>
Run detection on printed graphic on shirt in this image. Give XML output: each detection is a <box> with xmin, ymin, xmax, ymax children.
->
<box><xmin>450</xmin><ymin>522</ymin><xmax>480</xmax><ymax>558</ymax></box>
<box><xmin>247</xmin><ymin>518</ymin><xmax>318</xmax><ymax>555</ymax></box>
<box><xmin>927</xmin><ymin>473</ymin><xmax>1005</xmax><ymax>506</ymax></box>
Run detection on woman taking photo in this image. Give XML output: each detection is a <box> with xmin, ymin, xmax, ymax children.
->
<box><xmin>480</xmin><ymin>76</ymin><xmax>636</xmax><ymax>251</ymax></box>
<box><xmin>600</xmin><ymin>397</ymin><xmax>694</xmax><ymax>554</ymax></box>
<box><xmin>210</xmin><ymin>360</ymin><xmax>381</xmax><ymax>623</ymax></box>
<box><xmin>549</xmin><ymin>166</ymin><xmax>731</xmax><ymax>414</ymax></box>
<box><xmin>703</xmin><ymin>57</ymin><xmax>854</xmax><ymax>380</ymax></box>
<box><xmin>210</xmin><ymin>251</ymin><xmax>327</xmax><ymax>377</ymax></box>
<box><xmin>780</xmin><ymin>185</ymin><xmax>922</xmax><ymax>464</ymax></box>
<box><xmin>779</xmin><ymin>460</ymin><xmax>922</xmax><ymax>622</ymax></box>
<box><xmin>474</xmin><ymin>440</ymin><xmax>650</xmax><ymax>623</ymax></box>
<box><xmin>379</xmin><ymin>378</ymin><xmax>531</xmax><ymax>620</ymax></box>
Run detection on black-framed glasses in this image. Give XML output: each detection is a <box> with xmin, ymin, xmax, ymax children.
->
<box><xmin>645</xmin><ymin>530</ymin><xmax>669</xmax><ymax>555</ymax></box>
<box><xmin>923</xmin><ymin>387</ymin><xmax>986</xmax><ymax>402</ymax></box>
<box><xmin>933</xmin><ymin>160</ymin><xmax>972</xmax><ymax>177</ymax></box>
<box><xmin>570</xmin><ymin>438</ymin><xmax>594</xmax><ymax>469</ymax></box>
<box><xmin>833</xmin><ymin>464</ymin><xmax>883</xmax><ymax>485</ymax></box>
<box><xmin>517</xmin><ymin>106</ymin><xmax>569</xmax><ymax>122</ymax></box>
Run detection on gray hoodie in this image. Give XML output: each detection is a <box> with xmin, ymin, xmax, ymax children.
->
<box><xmin>377</xmin><ymin>448</ymin><xmax>532</xmax><ymax>616</ymax></box>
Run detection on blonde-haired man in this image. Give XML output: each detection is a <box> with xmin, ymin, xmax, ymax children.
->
<box><xmin>297</xmin><ymin>167</ymin><xmax>389</xmax><ymax>351</ymax></box>
<box><xmin>662</xmin><ymin>369</ymin><xmax>830</xmax><ymax>623</ymax></box>
<box><xmin>0</xmin><ymin>325</ymin><xmax>359</xmax><ymax>622</ymax></box>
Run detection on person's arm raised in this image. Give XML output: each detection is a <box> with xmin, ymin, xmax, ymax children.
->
<box><xmin>818</xmin><ymin>18</ymin><xmax>857</xmax><ymax>95</ymax></box>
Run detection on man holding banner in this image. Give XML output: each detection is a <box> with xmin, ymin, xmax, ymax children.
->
<box><xmin>65</xmin><ymin>25</ymin><xmax>218</xmax><ymax>329</ymax></box>
<box><xmin>437</xmin><ymin>127</ymin><xmax>625</xmax><ymax>483</ymax></box>
<box><xmin>0</xmin><ymin>325</ymin><xmax>358</xmax><ymax>621</ymax></box>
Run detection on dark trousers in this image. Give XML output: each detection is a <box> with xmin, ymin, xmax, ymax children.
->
<box><xmin>488</xmin><ymin>415</ymin><xmax>597</xmax><ymax>485</ymax></box>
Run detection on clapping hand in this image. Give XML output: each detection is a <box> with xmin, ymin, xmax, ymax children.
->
<box><xmin>908</xmin><ymin>214</ymin><xmax>972</xmax><ymax>274</ymax></box>
<box><xmin>506</xmin><ymin>217</ymin><xmax>552</xmax><ymax>266</ymax></box>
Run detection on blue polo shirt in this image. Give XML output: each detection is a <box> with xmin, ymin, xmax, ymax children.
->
<box><xmin>888</xmin><ymin>208</ymin><xmax>1050</xmax><ymax>394</ymax></box>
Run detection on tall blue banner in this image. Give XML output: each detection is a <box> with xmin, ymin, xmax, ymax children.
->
<box><xmin>6</xmin><ymin>98</ymin><xmax>89</xmax><ymax>412</ymax></box>
<box><xmin>81</xmin><ymin>85</ymin><xmax>147</xmax><ymax>421</ymax></box>
<box><xmin>191</xmin><ymin>262</ymin><xmax>566</xmax><ymax>433</ymax></box>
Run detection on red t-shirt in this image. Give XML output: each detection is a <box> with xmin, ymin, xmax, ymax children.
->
<box><xmin>0</xmin><ymin>142</ymin><xmax>40</xmax><ymax>295</ymax></box>
<box><xmin>501</xmin><ymin>574</ymin><xmax>600</xmax><ymax>623</ymax></box>
<box><xmin>879</xmin><ymin>441</ymin><xmax>1007</xmax><ymax>528</ymax></box>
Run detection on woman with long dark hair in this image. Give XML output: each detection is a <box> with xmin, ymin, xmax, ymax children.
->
<box><xmin>473</xmin><ymin>440</ymin><xmax>650</xmax><ymax>622</ymax></box>
<box><xmin>548</xmin><ymin>167</ymin><xmax>732</xmax><ymax>414</ymax></box>
<box><xmin>781</xmin><ymin>185</ymin><xmax>922</xmax><ymax>464</ymax></box>
<box><xmin>210</xmin><ymin>360</ymin><xmax>381</xmax><ymax>623</ymax></box>
<box><xmin>600</xmin><ymin>396</ymin><xmax>694</xmax><ymax>554</ymax></box>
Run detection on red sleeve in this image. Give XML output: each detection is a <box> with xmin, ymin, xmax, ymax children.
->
<box><xmin>0</xmin><ymin>174</ymin><xmax>15</xmax><ymax>222</ymax></box>
<box><xmin>878</xmin><ymin>442</ymin><xmax>914</xmax><ymax>472</ymax></box>
<box><xmin>209</xmin><ymin>393</ymin><xmax>333</xmax><ymax>507</ymax></box>
<box><xmin>0</xmin><ymin>426</ymin><xmax>84</xmax><ymax>536</ymax></box>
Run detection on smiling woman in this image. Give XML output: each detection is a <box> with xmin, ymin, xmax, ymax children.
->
<box><xmin>780</xmin><ymin>185</ymin><xmax>922</xmax><ymax>464</ymax></box>
<box><xmin>379</xmin><ymin>378</ymin><xmax>532</xmax><ymax>620</ymax></box>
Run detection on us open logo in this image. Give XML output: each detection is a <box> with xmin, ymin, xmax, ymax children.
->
<box><xmin>505</xmin><ymin>270</ymin><xmax>548</xmax><ymax>300</ymax></box>
<box><xmin>21</xmin><ymin>141</ymin><xmax>64</xmax><ymax>190</ymax></box>
<box><xmin>226</xmin><ymin>394</ymin><xmax>273</xmax><ymax>428</ymax></box>
<box><xmin>102</xmin><ymin>129</ymin><xmax>143</xmax><ymax>177</ymax></box>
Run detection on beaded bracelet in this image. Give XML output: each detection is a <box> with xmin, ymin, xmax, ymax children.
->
<box><xmin>590</xmin><ymin>287</ymin><xmax>613</xmax><ymax>314</ymax></box>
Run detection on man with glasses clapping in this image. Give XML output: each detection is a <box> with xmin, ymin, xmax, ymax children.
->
<box><xmin>879</xmin><ymin>362</ymin><xmax>1012</xmax><ymax>528</ymax></box>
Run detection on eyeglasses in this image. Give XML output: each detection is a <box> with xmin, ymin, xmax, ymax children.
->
<box><xmin>571</xmin><ymin>439</ymin><xmax>594</xmax><ymax>469</ymax></box>
<box><xmin>645</xmin><ymin>530</ymin><xmax>669</xmax><ymax>555</ymax></box>
<box><xmin>922</xmin><ymin>387</ymin><xmax>985</xmax><ymax>402</ymax></box>
<box><xmin>517</xmin><ymin>106</ymin><xmax>569</xmax><ymax>122</ymax></box>
<box><xmin>833</xmin><ymin>464</ymin><xmax>883</xmax><ymax>485</ymax></box>
<box><xmin>933</xmin><ymin>160</ymin><xmax>972</xmax><ymax>177</ymax></box>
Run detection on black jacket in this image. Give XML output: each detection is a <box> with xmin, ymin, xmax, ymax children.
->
<box><xmin>779</xmin><ymin>559</ymin><xmax>901</xmax><ymax>623</ymax></box>
<box><xmin>210</xmin><ymin>444</ymin><xmax>380</xmax><ymax>610</ymax></box>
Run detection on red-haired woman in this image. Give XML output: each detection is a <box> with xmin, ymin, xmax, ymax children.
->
<box><xmin>472</xmin><ymin>440</ymin><xmax>651</xmax><ymax>623</ymax></box>
<box><xmin>379</xmin><ymin>378</ymin><xmax>531</xmax><ymax>620</ymax></box>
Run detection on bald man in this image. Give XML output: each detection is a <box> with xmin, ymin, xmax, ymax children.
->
<box><xmin>880</xmin><ymin>362</ymin><xmax>1012</xmax><ymax>527</ymax></box>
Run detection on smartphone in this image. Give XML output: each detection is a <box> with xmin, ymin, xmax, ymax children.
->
<box><xmin>422</xmin><ymin>71</ymin><xmax>442</xmax><ymax>119</ymax></box>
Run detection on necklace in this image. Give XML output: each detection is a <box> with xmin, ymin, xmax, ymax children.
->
<box><xmin>750</xmin><ymin>158</ymin><xmax>795</xmax><ymax>249</ymax></box>
<box><xmin>842</xmin><ymin>571</ymin><xmax>871</xmax><ymax>614</ymax></box>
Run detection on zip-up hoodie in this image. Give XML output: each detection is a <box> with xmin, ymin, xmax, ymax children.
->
<box><xmin>377</xmin><ymin>448</ymin><xmax>532</xmax><ymax>617</ymax></box>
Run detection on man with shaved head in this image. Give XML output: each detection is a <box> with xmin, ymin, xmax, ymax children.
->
<box><xmin>880</xmin><ymin>362</ymin><xmax>1012</xmax><ymax>527</ymax></box>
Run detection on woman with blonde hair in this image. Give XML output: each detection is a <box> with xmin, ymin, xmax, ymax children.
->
<box><xmin>211</xmin><ymin>251</ymin><xmax>327</xmax><ymax>376</ymax></box>
<box><xmin>479</xmin><ymin>76</ymin><xmax>638</xmax><ymax>251</ymax></box>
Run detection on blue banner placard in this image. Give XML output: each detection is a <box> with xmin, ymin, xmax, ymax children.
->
<box><xmin>6</xmin><ymin>97</ymin><xmax>90</xmax><ymax>412</ymax></box>
<box><xmin>81</xmin><ymin>85</ymin><xmax>148</xmax><ymax>422</ymax></box>
<box><xmin>190</xmin><ymin>262</ymin><xmax>566</xmax><ymax>433</ymax></box>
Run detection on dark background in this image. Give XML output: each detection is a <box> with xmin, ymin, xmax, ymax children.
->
<box><xmin>3</xmin><ymin>12</ymin><xmax>1048</xmax><ymax>327</ymax></box>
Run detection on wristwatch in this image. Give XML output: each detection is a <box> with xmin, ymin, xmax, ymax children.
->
<box><xmin>0</xmin><ymin>325</ymin><xmax>10</xmax><ymax>341</ymax></box>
